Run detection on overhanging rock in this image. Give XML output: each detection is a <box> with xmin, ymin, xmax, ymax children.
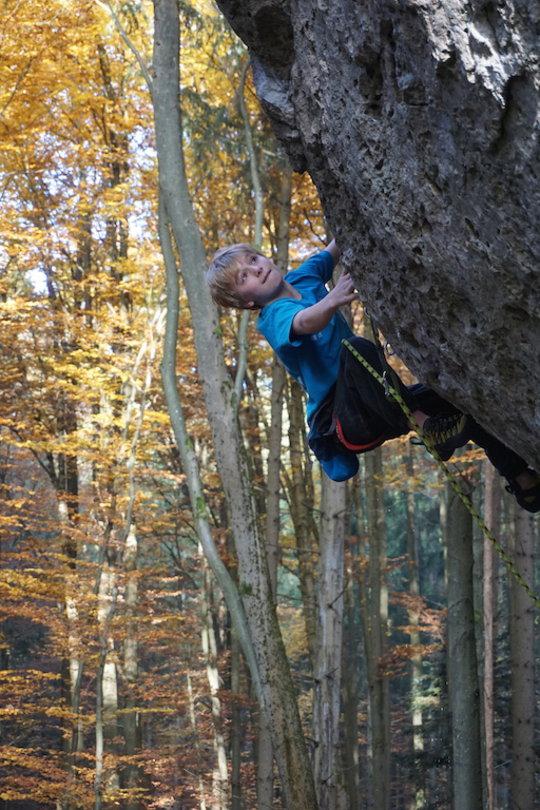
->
<box><xmin>217</xmin><ymin>0</ymin><xmax>540</xmax><ymax>471</ymax></box>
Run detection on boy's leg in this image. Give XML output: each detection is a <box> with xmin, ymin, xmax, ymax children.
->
<box><xmin>335</xmin><ymin>337</ymin><xmax>411</xmax><ymax>447</ymax></box>
<box><xmin>411</xmin><ymin>395</ymin><xmax>539</xmax><ymax>512</ymax></box>
<box><xmin>335</xmin><ymin>337</ymin><xmax>467</xmax><ymax>456</ymax></box>
<box><xmin>467</xmin><ymin>420</ymin><xmax>540</xmax><ymax>512</ymax></box>
<box><xmin>337</xmin><ymin>337</ymin><xmax>539</xmax><ymax>511</ymax></box>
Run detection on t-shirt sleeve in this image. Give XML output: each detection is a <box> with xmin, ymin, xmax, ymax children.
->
<box><xmin>287</xmin><ymin>249</ymin><xmax>335</xmax><ymax>286</ymax></box>
<box><xmin>258</xmin><ymin>298</ymin><xmax>307</xmax><ymax>353</ymax></box>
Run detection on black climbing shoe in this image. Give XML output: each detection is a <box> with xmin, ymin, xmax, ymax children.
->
<box><xmin>505</xmin><ymin>470</ymin><xmax>540</xmax><ymax>514</ymax></box>
<box><xmin>421</xmin><ymin>413</ymin><xmax>469</xmax><ymax>461</ymax></box>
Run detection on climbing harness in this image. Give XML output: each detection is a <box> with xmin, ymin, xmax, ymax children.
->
<box><xmin>342</xmin><ymin>336</ymin><xmax>540</xmax><ymax>609</ymax></box>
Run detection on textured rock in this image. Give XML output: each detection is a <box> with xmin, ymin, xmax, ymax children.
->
<box><xmin>217</xmin><ymin>0</ymin><xmax>540</xmax><ymax>470</ymax></box>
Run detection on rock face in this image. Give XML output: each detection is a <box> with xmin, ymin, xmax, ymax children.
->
<box><xmin>217</xmin><ymin>0</ymin><xmax>539</xmax><ymax>470</ymax></box>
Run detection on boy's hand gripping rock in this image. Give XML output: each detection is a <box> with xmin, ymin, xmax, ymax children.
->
<box><xmin>292</xmin><ymin>272</ymin><xmax>357</xmax><ymax>336</ymax></box>
<box><xmin>327</xmin><ymin>272</ymin><xmax>357</xmax><ymax>307</ymax></box>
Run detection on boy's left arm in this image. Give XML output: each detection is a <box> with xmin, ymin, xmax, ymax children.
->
<box><xmin>325</xmin><ymin>238</ymin><xmax>340</xmax><ymax>266</ymax></box>
<box><xmin>291</xmin><ymin>271</ymin><xmax>356</xmax><ymax>335</ymax></box>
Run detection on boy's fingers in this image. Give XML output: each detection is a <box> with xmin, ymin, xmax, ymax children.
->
<box><xmin>340</xmin><ymin>292</ymin><xmax>356</xmax><ymax>304</ymax></box>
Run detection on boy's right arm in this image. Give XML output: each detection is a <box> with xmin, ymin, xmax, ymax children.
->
<box><xmin>292</xmin><ymin>272</ymin><xmax>356</xmax><ymax>336</ymax></box>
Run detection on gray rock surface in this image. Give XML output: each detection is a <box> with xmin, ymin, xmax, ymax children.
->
<box><xmin>217</xmin><ymin>0</ymin><xmax>540</xmax><ymax>471</ymax></box>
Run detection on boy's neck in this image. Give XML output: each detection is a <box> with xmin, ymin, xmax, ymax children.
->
<box><xmin>271</xmin><ymin>280</ymin><xmax>301</xmax><ymax>303</ymax></box>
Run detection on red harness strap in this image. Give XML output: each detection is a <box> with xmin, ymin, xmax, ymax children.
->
<box><xmin>335</xmin><ymin>418</ymin><xmax>385</xmax><ymax>452</ymax></box>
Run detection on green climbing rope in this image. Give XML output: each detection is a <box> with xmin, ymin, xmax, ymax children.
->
<box><xmin>341</xmin><ymin>338</ymin><xmax>540</xmax><ymax>609</ymax></box>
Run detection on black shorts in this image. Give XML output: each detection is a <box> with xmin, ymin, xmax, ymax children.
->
<box><xmin>310</xmin><ymin>337</ymin><xmax>455</xmax><ymax>456</ymax></box>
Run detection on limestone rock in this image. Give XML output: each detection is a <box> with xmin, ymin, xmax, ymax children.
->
<box><xmin>217</xmin><ymin>0</ymin><xmax>540</xmax><ymax>470</ymax></box>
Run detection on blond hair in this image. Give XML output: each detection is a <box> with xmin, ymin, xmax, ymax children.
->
<box><xmin>206</xmin><ymin>243</ymin><xmax>264</xmax><ymax>309</ymax></box>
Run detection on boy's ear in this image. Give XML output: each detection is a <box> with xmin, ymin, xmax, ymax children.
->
<box><xmin>245</xmin><ymin>301</ymin><xmax>256</xmax><ymax>310</ymax></box>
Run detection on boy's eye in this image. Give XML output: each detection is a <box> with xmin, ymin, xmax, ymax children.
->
<box><xmin>250</xmin><ymin>255</ymin><xmax>257</xmax><ymax>264</ymax></box>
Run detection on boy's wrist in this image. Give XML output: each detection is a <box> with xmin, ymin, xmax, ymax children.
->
<box><xmin>293</xmin><ymin>296</ymin><xmax>336</xmax><ymax>335</ymax></box>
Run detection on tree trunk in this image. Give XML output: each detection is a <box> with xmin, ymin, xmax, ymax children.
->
<box><xmin>201</xmin><ymin>563</ymin><xmax>229</xmax><ymax>810</ymax></box>
<box><xmin>312</xmin><ymin>475</ymin><xmax>346</xmax><ymax>809</ymax></box>
<box><xmin>440</xmin><ymin>474</ymin><xmax>449</xmax><ymax>592</ymax></box>
<box><xmin>187</xmin><ymin>671</ymin><xmax>208</xmax><ymax>810</ymax></box>
<box><xmin>122</xmin><ymin>525</ymin><xmax>142</xmax><ymax>808</ymax></box>
<box><xmin>482</xmin><ymin>462</ymin><xmax>500</xmax><ymax>810</ymax></box>
<box><xmin>233</xmin><ymin>57</ymin><xmax>264</xmax><ymax>404</ymax></box>
<box><xmin>255</xmin><ymin>359</ymin><xmax>284</xmax><ymax>810</ymax></box>
<box><xmin>363</xmin><ymin>449</ymin><xmax>390</xmax><ymax>810</ymax></box>
<box><xmin>96</xmin><ymin>563</ymin><xmax>120</xmax><ymax>802</ymax></box>
<box><xmin>256</xmin><ymin>166</ymin><xmax>292</xmax><ymax>809</ymax></box>
<box><xmin>230</xmin><ymin>630</ymin><xmax>243</xmax><ymax>810</ymax></box>
<box><xmin>509</xmin><ymin>507</ymin><xmax>535</xmax><ymax>810</ymax></box>
<box><xmin>115</xmin><ymin>313</ymin><xmax>162</xmax><ymax>808</ymax></box>
<box><xmin>446</xmin><ymin>483</ymin><xmax>483</xmax><ymax>810</ymax></box>
<box><xmin>287</xmin><ymin>378</ymin><xmax>318</xmax><ymax>665</ymax></box>
<box><xmin>95</xmin><ymin>648</ymin><xmax>106</xmax><ymax>810</ymax></box>
<box><xmin>341</xmin><ymin>556</ymin><xmax>361</xmax><ymax>810</ymax></box>
<box><xmin>57</xmin><ymin>391</ymin><xmax>83</xmax><ymax>792</ymax></box>
<box><xmin>152</xmin><ymin>6</ymin><xmax>316</xmax><ymax>797</ymax></box>
<box><xmin>404</xmin><ymin>450</ymin><xmax>425</xmax><ymax>809</ymax></box>
<box><xmin>264</xmin><ymin>165</ymin><xmax>292</xmax><ymax>599</ymax></box>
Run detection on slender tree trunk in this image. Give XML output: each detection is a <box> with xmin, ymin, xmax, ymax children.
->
<box><xmin>256</xmin><ymin>357</ymin><xmax>284</xmax><ymax>810</ymax></box>
<box><xmin>509</xmin><ymin>507</ymin><xmax>535</xmax><ymax>810</ymax></box>
<box><xmin>440</xmin><ymin>474</ymin><xmax>449</xmax><ymax>591</ymax></box>
<box><xmin>483</xmin><ymin>462</ymin><xmax>500</xmax><ymax>810</ymax></box>
<box><xmin>201</xmin><ymin>564</ymin><xmax>229</xmax><ymax>810</ymax></box>
<box><xmin>287</xmin><ymin>378</ymin><xmax>318</xmax><ymax>664</ymax></box>
<box><xmin>446</xmin><ymin>483</ymin><xmax>483</xmax><ymax>810</ymax></box>
<box><xmin>234</xmin><ymin>57</ymin><xmax>264</xmax><ymax>403</ymax></box>
<box><xmin>57</xmin><ymin>465</ymin><xmax>83</xmax><ymax>809</ymax></box>
<box><xmin>114</xmin><ymin>316</ymin><xmax>162</xmax><ymax>807</ymax></box>
<box><xmin>187</xmin><ymin>671</ymin><xmax>208</xmax><ymax>810</ymax></box>
<box><xmin>265</xmin><ymin>358</ymin><xmax>286</xmax><ymax>599</ymax></box>
<box><xmin>153</xmin><ymin>7</ymin><xmax>318</xmax><ymax>804</ymax></box>
<box><xmin>264</xmin><ymin>165</ymin><xmax>291</xmax><ymax>598</ymax></box>
<box><xmin>95</xmin><ymin>563</ymin><xmax>118</xmax><ymax>809</ymax></box>
<box><xmin>152</xmin><ymin>4</ymin><xmax>317</xmax><ymax>805</ymax></box>
<box><xmin>312</xmin><ymin>475</ymin><xmax>346</xmax><ymax>809</ymax></box>
<box><xmin>404</xmin><ymin>450</ymin><xmax>425</xmax><ymax>809</ymax></box>
<box><xmin>122</xmin><ymin>525</ymin><xmax>142</xmax><ymax>808</ymax></box>
<box><xmin>363</xmin><ymin>449</ymin><xmax>390</xmax><ymax>810</ymax></box>
<box><xmin>230</xmin><ymin>630</ymin><xmax>243</xmax><ymax>810</ymax></box>
<box><xmin>95</xmin><ymin>647</ymin><xmax>106</xmax><ymax>810</ymax></box>
<box><xmin>96</xmin><ymin>564</ymin><xmax>120</xmax><ymax>803</ymax></box>
<box><xmin>56</xmin><ymin>413</ymin><xmax>83</xmax><ymax>798</ymax></box>
<box><xmin>256</xmin><ymin>167</ymin><xmax>292</xmax><ymax>809</ymax></box>
<box><xmin>341</xmin><ymin>559</ymin><xmax>361</xmax><ymax>810</ymax></box>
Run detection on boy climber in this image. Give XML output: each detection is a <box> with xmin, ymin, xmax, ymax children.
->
<box><xmin>207</xmin><ymin>239</ymin><xmax>540</xmax><ymax>513</ymax></box>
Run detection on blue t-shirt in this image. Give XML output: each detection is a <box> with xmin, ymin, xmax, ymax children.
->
<box><xmin>257</xmin><ymin>249</ymin><xmax>358</xmax><ymax>481</ymax></box>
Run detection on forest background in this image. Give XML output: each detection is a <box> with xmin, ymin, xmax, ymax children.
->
<box><xmin>0</xmin><ymin>1</ymin><xmax>537</xmax><ymax>809</ymax></box>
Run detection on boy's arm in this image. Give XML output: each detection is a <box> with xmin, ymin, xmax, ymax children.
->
<box><xmin>292</xmin><ymin>271</ymin><xmax>356</xmax><ymax>336</ymax></box>
<box><xmin>324</xmin><ymin>238</ymin><xmax>340</xmax><ymax>266</ymax></box>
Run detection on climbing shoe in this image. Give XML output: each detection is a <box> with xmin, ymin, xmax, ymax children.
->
<box><xmin>505</xmin><ymin>470</ymin><xmax>540</xmax><ymax>513</ymax></box>
<box><xmin>421</xmin><ymin>413</ymin><xmax>469</xmax><ymax>461</ymax></box>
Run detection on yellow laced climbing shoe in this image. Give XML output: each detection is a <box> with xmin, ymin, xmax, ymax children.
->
<box><xmin>422</xmin><ymin>413</ymin><xmax>469</xmax><ymax>461</ymax></box>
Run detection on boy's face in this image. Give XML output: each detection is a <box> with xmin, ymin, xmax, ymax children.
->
<box><xmin>233</xmin><ymin>251</ymin><xmax>285</xmax><ymax>308</ymax></box>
